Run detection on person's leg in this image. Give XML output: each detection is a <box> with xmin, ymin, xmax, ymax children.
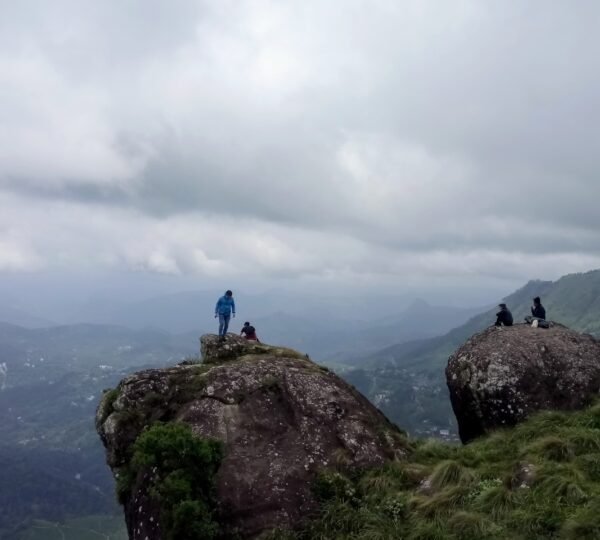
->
<box><xmin>222</xmin><ymin>313</ymin><xmax>231</xmax><ymax>335</ymax></box>
<box><xmin>218</xmin><ymin>313</ymin><xmax>226</xmax><ymax>336</ymax></box>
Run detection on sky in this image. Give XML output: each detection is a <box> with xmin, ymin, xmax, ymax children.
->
<box><xmin>1</xmin><ymin>0</ymin><xmax>600</xmax><ymax>311</ymax></box>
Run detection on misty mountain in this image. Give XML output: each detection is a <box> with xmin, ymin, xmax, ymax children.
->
<box><xmin>369</xmin><ymin>269</ymin><xmax>600</xmax><ymax>370</ymax></box>
<box><xmin>253</xmin><ymin>299</ymin><xmax>486</xmax><ymax>363</ymax></box>
<box><xmin>352</xmin><ymin>269</ymin><xmax>600</xmax><ymax>437</ymax></box>
<box><xmin>4</xmin><ymin>271</ymin><xmax>598</xmax><ymax>534</ymax></box>
<box><xmin>60</xmin><ymin>289</ymin><xmax>484</xmax><ymax>362</ymax></box>
<box><xmin>0</xmin><ymin>305</ymin><xmax>55</xmax><ymax>329</ymax></box>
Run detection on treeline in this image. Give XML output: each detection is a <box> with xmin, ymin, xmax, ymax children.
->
<box><xmin>0</xmin><ymin>446</ymin><xmax>118</xmax><ymax>535</ymax></box>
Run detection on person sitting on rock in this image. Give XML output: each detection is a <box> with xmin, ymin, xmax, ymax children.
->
<box><xmin>531</xmin><ymin>296</ymin><xmax>546</xmax><ymax>320</ymax></box>
<box><xmin>215</xmin><ymin>290</ymin><xmax>236</xmax><ymax>341</ymax></box>
<box><xmin>525</xmin><ymin>296</ymin><xmax>549</xmax><ymax>327</ymax></box>
<box><xmin>240</xmin><ymin>321</ymin><xmax>260</xmax><ymax>343</ymax></box>
<box><xmin>495</xmin><ymin>303</ymin><xmax>513</xmax><ymax>327</ymax></box>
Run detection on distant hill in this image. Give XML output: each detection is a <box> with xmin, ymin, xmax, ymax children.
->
<box><xmin>0</xmin><ymin>322</ymin><xmax>197</xmax><ymax>389</ymax></box>
<box><xmin>351</xmin><ymin>269</ymin><xmax>600</xmax><ymax>437</ymax></box>
<box><xmin>252</xmin><ymin>300</ymin><xmax>484</xmax><ymax>363</ymax></box>
<box><xmin>0</xmin><ymin>305</ymin><xmax>55</xmax><ymax>328</ymax></box>
<box><xmin>66</xmin><ymin>288</ymin><xmax>484</xmax><ymax>362</ymax></box>
<box><xmin>369</xmin><ymin>270</ymin><xmax>600</xmax><ymax>370</ymax></box>
<box><xmin>0</xmin><ymin>322</ymin><xmax>197</xmax><ymax>537</ymax></box>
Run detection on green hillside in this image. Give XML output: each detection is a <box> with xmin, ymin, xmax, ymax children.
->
<box><xmin>373</xmin><ymin>270</ymin><xmax>600</xmax><ymax>370</ymax></box>
<box><xmin>351</xmin><ymin>270</ymin><xmax>600</xmax><ymax>438</ymax></box>
<box><xmin>0</xmin><ymin>323</ymin><xmax>197</xmax><ymax>538</ymax></box>
<box><xmin>271</xmin><ymin>403</ymin><xmax>600</xmax><ymax>540</ymax></box>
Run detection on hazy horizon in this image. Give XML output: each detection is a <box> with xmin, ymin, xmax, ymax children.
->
<box><xmin>0</xmin><ymin>267</ymin><xmax>569</xmax><ymax>329</ymax></box>
<box><xmin>2</xmin><ymin>1</ymin><xmax>600</xmax><ymax>325</ymax></box>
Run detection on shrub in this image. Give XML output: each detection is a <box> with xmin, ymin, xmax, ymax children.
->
<box><xmin>312</xmin><ymin>471</ymin><xmax>356</xmax><ymax>502</ymax></box>
<box><xmin>124</xmin><ymin>422</ymin><xmax>224</xmax><ymax>540</ymax></box>
<box><xmin>99</xmin><ymin>388</ymin><xmax>119</xmax><ymax>424</ymax></box>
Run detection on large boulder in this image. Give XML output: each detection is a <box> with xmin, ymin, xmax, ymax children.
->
<box><xmin>97</xmin><ymin>334</ymin><xmax>407</xmax><ymax>539</ymax></box>
<box><xmin>446</xmin><ymin>324</ymin><xmax>600</xmax><ymax>443</ymax></box>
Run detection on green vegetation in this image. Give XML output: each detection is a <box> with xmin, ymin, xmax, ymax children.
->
<box><xmin>269</xmin><ymin>403</ymin><xmax>600</xmax><ymax>539</ymax></box>
<box><xmin>99</xmin><ymin>388</ymin><xmax>120</xmax><ymax>424</ymax></box>
<box><xmin>355</xmin><ymin>270</ymin><xmax>600</xmax><ymax>438</ymax></box>
<box><xmin>121</xmin><ymin>422</ymin><xmax>224</xmax><ymax>540</ymax></box>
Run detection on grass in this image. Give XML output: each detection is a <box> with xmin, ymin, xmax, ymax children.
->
<box><xmin>267</xmin><ymin>403</ymin><xmax>600</xmax><ymax>539</ymax></box>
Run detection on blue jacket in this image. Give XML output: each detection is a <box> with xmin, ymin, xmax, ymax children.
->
<box><xmin>215</xmin><ymin>295</ymin><xmax>235</xmax><ymax>316</ymax></box>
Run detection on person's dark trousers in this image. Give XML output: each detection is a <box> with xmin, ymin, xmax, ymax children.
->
<box><xmin>218</xmin><ymin>313</ymin><xmax>231</xmax><ymax>336</ymax></box>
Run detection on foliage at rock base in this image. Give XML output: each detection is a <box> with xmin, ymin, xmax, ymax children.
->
<box><xmin>121</xmin><ymin>423</ymin><xmax>223</xmax><ymax>540</ymax></box>
<box><xmin>267</xmin><ymin>403</ymin><xmax>600</xmax><ymax>540</ymax></box>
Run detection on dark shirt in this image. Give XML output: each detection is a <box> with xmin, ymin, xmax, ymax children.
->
<box><xmin>241</xmin><ymin>326</ymin><xmax>258</xmax><ymax>340</ymax></box>
<box><xmin>531</xmin><ymin>304</ymin><xmax>546</xmax><ymax>319</ymax></box>
<box><xmin>495</xmin><ymin>308</ymin><xmax>513</xmax><ymax>327</ymax></box>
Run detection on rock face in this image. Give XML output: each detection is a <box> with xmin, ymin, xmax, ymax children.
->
<box><xmin>446</xmin><ymin>324</ymin><xmax>600</xmax><ymax>443</ymax></box>
<box><xmin>97</xmin><ymin>334</ymin><xmax>407</xmax><ymax>539</ymax></box>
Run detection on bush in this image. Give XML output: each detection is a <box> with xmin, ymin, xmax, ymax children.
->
<box><xmin>124</xmin><ymin>422</ymin><xmax>224</xmax><ymax>540</ymax></box>
<box><xmin>312</xmin><ymin>471</ymin><xmax>356</xmax><ymax>502</ymax></box>
<box><xmin>99</xmin><ymin>388</ymin><xmax>119</xmax><ymax>424</ymax></box>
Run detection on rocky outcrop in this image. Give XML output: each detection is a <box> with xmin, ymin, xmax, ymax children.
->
<box><xmin>199</xmin><ymin>333</ymin><xmax>307</xmax><ymax>364</ymax></box>
<box><xmin>97</xmin><ymin>334</ymin><xmax>407</xmax><ymax>539</ymax></box>
<box><xmin>446</xmin><ymin>324</ymin><xmax>600</xmax><ymax>443</ymax></box>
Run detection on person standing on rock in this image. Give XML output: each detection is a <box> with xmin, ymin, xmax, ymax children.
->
<box><xmin>215</xmin><ymin>290</ymin><xmax>236</xmax><ymax>341</ymax></box>
<box><xmin>495</xmin><ymin>303</ymin><xmax>513</xmax><ymax>327</ymax></box>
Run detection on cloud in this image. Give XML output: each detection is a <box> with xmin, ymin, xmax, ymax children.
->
<box><xmin>1</xmin><ymin>0</ymin><xmax>599</xmax><ymax>291</ymax></box>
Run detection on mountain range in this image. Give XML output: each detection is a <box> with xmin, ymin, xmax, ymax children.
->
<box><xmin>349</xmin><ymin>269</ymin><xmax>600</xmax><ymax>437</ymax></box>
<box><xmin>1</xmin><ymin>269</ymin><xmax>600</xmax><ymax>537</ymax></box>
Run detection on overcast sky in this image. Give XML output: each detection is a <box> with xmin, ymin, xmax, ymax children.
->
<box><xmin>1</xmin><ymin>0</ymin><xmax>600</xmax><ymax>307</ymax></box>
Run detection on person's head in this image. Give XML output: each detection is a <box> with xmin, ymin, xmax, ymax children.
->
<box><xmin>244</xmin><ymin>321</ymin><xmax>250</xmax><ymax>327</ymax></box>
<box><xmin>499</xmin><ymin>303</ymin><xmax>507</xmax><ymax>309</ymax></box>
<box><xmin>533</xmin><ymin>296</ymin><xmax>541</xmax><ymax>305</ymax></box>
<box><xmin>225</xmin><ymin>290</ymin><xmax>233</xmax><ymax>297</ymax></box>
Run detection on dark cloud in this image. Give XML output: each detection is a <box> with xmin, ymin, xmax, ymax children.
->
<box><xmin>1</xmin><ymin>0</ymin><xmax>599</xmax><ymax>289</ymax></box>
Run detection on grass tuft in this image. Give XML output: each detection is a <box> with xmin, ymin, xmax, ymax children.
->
<box><xmin>429</xmin><ymin>460</ymin><xmax>476</xmax><ymax>491</ymax></box>
<box><xmin>525</xmin><ymin>436</ymin><xmax>575</xmax><ymax>462</ymax></box>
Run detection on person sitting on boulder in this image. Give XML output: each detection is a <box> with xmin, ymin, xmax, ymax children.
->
<box><xmin>531</xmin><ymin>296</ymin><xmax>546</xmax><ymax>320</ymax></box>
<box><xmin>240</xmin><ymin>321</ymin><xmax>260</xmax><ymax>342</ymax></box>
<box><xmin>495</xmin><ymin>303</ymin><xmax>513</xmax><ymax>327</ymax></box>
<box><xmin>525</xmin><ymin>296</ymin><xmax>550</xmax><ymax>327</ymax></box>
